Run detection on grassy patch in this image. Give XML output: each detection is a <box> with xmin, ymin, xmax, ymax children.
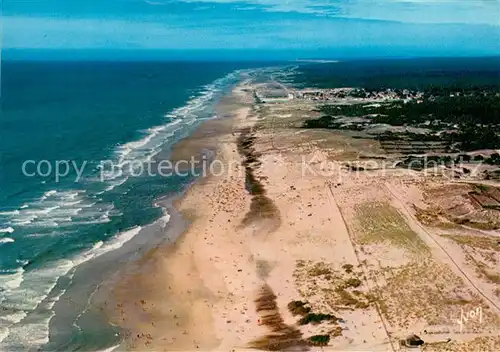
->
<box><xmin>476</xmin><ymin>184</ymin><xmax>490</xmax><ymax>192</ymax></box>
<box><xmin>307</xmin><ymin>262</ymin><xmax>333</xmax><ymax>277</ymax></box>
<box><xmin>343</xmin><ymin>278</ymin><xmax>362</xmax><ymax>288</ymax></box>
<box><xmin>355</xmin><ymin>202</ymin><xmax>429</xmax><ymax>253</ymax></box>
<box><xmin>287</xmin><ymin>301</ymin><xmax>311</xmax><ymax>316</ymax></box>
<box><xmin>443</xmin><ymin>234</ymin><xmax>499</xmax><ymax>283</ymax></box>
<box><xmin>453</xmin><ymin>217</ymin><xmax>499</xmax><ymax>231</ymax></box>
<box><xmin>293</xmin><ymin>260</ymin><xmax>372</xmax><ymax>312</ymax></box>
<box><xmin>370</xmin><ymin>260</ymin><xmax>488</xmax><ymax>328</ymax></box>
<box><xmin>342</xmin><ymin>264</ymin><xmax>354</xmax><ymax>273</ymax></box>
<box><xmin>299</xmin><ymin>313</ymin><xmax>337</xmax><ymax>325</ymax></box>
<box><xmin>442</xmin><ymin>234</ymin><xmax>498</xmax><ymax>252</ymax></box>
<box><xmin>328</xmin><ymin>326</ymin><xmax>343</xmax><ymax>338</ymax></box>
<box><xmin>334</xmin><ymin>288</ymin><xmax>370</xmax><ymax>309</ymax></box>
<box><xmin>475</xmin><ymin>261</ymin><xmax>500</xmax><ymax>284</ymax></box>
<box><xmin>414</xmin><ymin>206</ymin><xmax>458</xmax><ymax>229</ymax></box>
<box><xmin>307</xmin><ymin>335</ymin><xmax>330</xmax><ymax>347</ymax></box>
<box><xmin>422</xmin><ymin>336</ymin><xmax>500</xmax><ymax>352</ymax></box>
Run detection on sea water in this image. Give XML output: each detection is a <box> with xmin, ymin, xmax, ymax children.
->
<box><xmin>0</xmin><ymin>60</ymin><xmax>278</xmax><ymax>350</ymax></box>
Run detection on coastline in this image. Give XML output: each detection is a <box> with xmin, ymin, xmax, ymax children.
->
<box><xmin>44</xmin><ymin>193</ymin><xmax>189</xmax><ymax>352</ymax></box>
<box><xmin>36</xmin><ymin>71</ymin><xmax>258</xmax><ymax>352</ymax></box>
<box><xmin>1</xmin><ymin>63</ymin><xmax>258</xmax><ymax>351</ymax></box>
<box><xmin>105</xmin><ymin>82</ymin><xmax>259</xmax><ymax>350</ymax></box>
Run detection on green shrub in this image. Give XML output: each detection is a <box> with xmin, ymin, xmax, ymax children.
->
<box><xmin>287</xmin><ymin>301</ymin><xmax>311</xmax><ymax>316</ymax></box>
<box><xmin>307</xmin><ymin>335</ymin><xmax>330</xmax><ymax>346</ymax></box>
<box><xmin>344</xmin><ymin>278</ymin><xmax>362</xmax><ymax>288</ymax></box>
<box><xmin>342</xmin><ymin>264</ymin><xmax>354</xmax><ymax>273</ymax></box>
<box><xmin>299</xmin><ymin>313</ymin><xmax>336</xmax><ymax>325</ymax></box>
<box><xmin>476</xmin><ymin>184</ymin><xmax>490</xmax><ymax>192</ymax></box>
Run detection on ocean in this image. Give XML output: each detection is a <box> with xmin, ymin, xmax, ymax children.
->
<box><xmin>0</xmin><ymin>60</ymin><xmax>281</xmax><ymax>350</ymax></box>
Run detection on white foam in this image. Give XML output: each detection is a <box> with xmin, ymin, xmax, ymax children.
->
<box><xmin>0</xmin><ymin>68</ymin><xmax>247</xmax><ymax>349</ymax></box>
<box><xmin>36</xmin><ymin>228</ymin><xmax>142</xmax><ymax>281</ymax></box>
<box><xmin>3</xmin><ymin>189</ymin><xmax>106</xmax><ymax>230</ymax></box>
<box><xmin>96</xmin><ymin>227</ymin><xmax>141</xmax><ymax>253</ymax></box>
<box><xmin>48</xmin><ymin>228</ymin><xmax>140</xmax><ymax>277</ymax></box>
<box><xmin>158</xmin><ymin>213</ymin><xmax>171</xmax><ymax>228</ymax></box>
<box><xmin>18</xmin><ymin>262</ymin><xmax>74</xmax><ymax>309</ymax></box>
<box><xmin>24</xmin><ymin>206</ymin><xmax>60</xmax><ymax>216</ymax></box>
<box><xmin>25</xmin><ymin>232</ymin><xmax>60</xmax><ymax>239</ymax></box>
<box><xmin>92</xmin><ymin>241</ymin><xmax>104</xmax><ymax>250</ymax></box>
<box><xmin>2</xmin><ymin>310</ymin><xmax>55</xmax><ymax>347</ymax></box>
<box><xmin>0</xmin><ymin>238</ymin><xmax>14</xmax><ymax>244</ymax></box>
<box><xmin>72</xmin><ymin>211</ymin><xmax>106</xmax><ymax>221</ymax></box>
<box><xmin>109</xmin><ymin>69</ymin><xmax>241</xmax><ymax>180</ymax></box>
<box><xmin>48</xmin><ymin>217</ymin><xmax>72</xmax><ymax>223</ymax></box>
<box><xmin>65</xmin><ymin>200</ymin><xmax>83</xmax><ymax>206</ymax></box>
<box><xmin>10</xmin><ymin>218</ymin><xmax>36</xmax><ymax>226</ymax></box>
<box><xmin>15</xmin><ymin>231</ymin><xmax>120</xmax><ymax>331</ymax></box>
<box><xmin>28</xmin><ymin>220</ymin><xmax>59</xmax><ymax>228</ymax></box>
<box><xmin>59</xmin><ymin>191</ymin><xmax>83</xmax><ymax>200</ymax></box>
<box><xmin>98</xmin><ymin>344</ymin><xmax>121</xmax><ymax>352</ymax></box>
<box><xmin>0</xmin><ymin>260</ymin><xmax>82</xmax><ymax>346</ymax></box>
<box><xmin>104</xmin><ymin>177</ymin><xmax>128</xmax><ymax>192</ymax></box>
<box><xmin>0</xmin><ymin>269</ymin><xmax>24</xmax><ymax>291</ymax></box>
<box><xmin>0</xmin><ymin>210</ymin><xmax>19</xmax><ymax>216</ymax></box>
<box><xmin>1</xmin><ymin>311</ymin><xmax>28</xmax><ymax>325</ymax></box>
<box><xmin>81</xmin><ymin>202</ymin><xmax>97</xmax><ymax>208</ymax></box>
<box><xmin>45</xmin><ymin>288</ymin><xmax>67</xmax><ymax>310</ymax></box>
<box><xmin>71</xmin><ymin>205</ymin><xmax>114</xmax><ymax>224</ymax></box>
<box><xmin>0</xmin><ymin>327</ymin><xmax>9</xmax><ymax>345</ymax></box>
<box><xmin>40</xmin><ymin>190</ymin><xmax>57</xmax><ymax>201</ymax></box>
<box><xmin>50</xmin><ymin>207</ymin><xmax>82</xmax><ymax>217</ymax></box>
<box><xmin>0</xmin><ymin>227</ymin><xmax>14</xmax><ymax>234</ymax></box>
<box><xmin>42</xmin><ymin>206</ymin><xmax>59</xmax><ymax>214</ymax></box>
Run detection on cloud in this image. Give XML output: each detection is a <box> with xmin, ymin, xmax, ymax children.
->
<box><xmin>3</xmin><ymin>0</ymin><xmax>498</xmax><ymax>55</ymax></box>
<box><xmin>4</xmin><ymin>13</ymin><xmax>499</xmax><ymax>55</ymax></box>
<box><xmin>6</xmin><ymin>0</ymin><xmax>498</xmax><ymax>26</ymax></box>
<box><xmin>170</xmin><ymin>0</ymin><xmax>500</xmax><ymax>25</ymax></box>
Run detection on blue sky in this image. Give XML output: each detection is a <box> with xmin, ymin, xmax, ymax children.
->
<box><xmin>3</xmin><ymin>0</ymin><xmax>500</xmax><ymax>58</ymax></box>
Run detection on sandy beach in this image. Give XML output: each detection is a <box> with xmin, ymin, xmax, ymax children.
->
<box><xmin>107</xmin><ymin>80</ymin><xmax>500</xmax><ymax>351</ymax></box>
<box><xmin>108</xmin><ymin>83</ymin><xmax>273</xmax><ymax>350</ymax></box>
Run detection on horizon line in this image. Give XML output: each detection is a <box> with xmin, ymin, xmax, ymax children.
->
<box><xmin>3</xmin><ymin>49</ymin><xmax>500</xmax><ymax>62</ymax></box>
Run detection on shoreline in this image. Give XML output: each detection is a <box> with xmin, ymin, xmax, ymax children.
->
<box><xmin>44</xmin><ymin>192</ymin><xmax>189</xmax><ymax>352</ymax></box>
<box><xmin>41</xmin><ymin>74</ymin><xmax>257</xmax><ymax>352</ymax></box>
<box><xmin>102</xmin><ymin>82</ymin><xmax>257</xmax><ymax>350</ymax></box>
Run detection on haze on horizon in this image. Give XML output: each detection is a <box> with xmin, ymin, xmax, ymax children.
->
<box><xmin>3</xmin><ymin>0</ymin><xmax>500</xmax><ymax>59</ymax></box>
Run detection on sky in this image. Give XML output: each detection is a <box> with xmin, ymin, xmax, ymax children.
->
<box><xmin>3</xmin><ymin>0</ymin><xmax>500</xmax><ymax>59</ymax></box>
